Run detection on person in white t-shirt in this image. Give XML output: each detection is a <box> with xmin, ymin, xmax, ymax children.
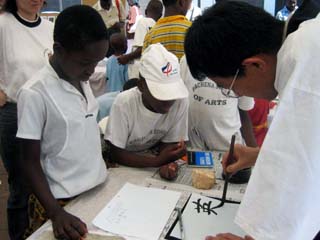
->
<box><xmin>180</xmin><ymin>56</ymin><xmax>256</xmax><ymax>152</ymax></box>
<box><xmin>0</xmin><ymin>0</ymin><xmax>53</xmax><ymax>238</ymax></box>
<box><xmin>16</xmin><ymin>6</ymin><xmax>108</xmax><ymax>239</ymax></box>
<box><xmin>118</xmin><ymin>0</ymin><xmax>163</xmax><ymax>79</ymax></box>
<box><xmin>105</xmin><ymin>43</ymin><xmax>189</xmax><ymax>168</ymax></box>
<box><xmin>186</xmin><ymin>2</ymin><xmax>202</xmax><ymax>21</ymax></box>
<box><xmin>185</xmin><ymin>2</ymin><xmax>320</xmax><ymax>240</ymax></box>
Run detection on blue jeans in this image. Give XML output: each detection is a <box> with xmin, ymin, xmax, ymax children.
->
<box><xmin>0</xmin><ymin>102</ymin><xmax>29</xmax><ymax>240</ymax></box>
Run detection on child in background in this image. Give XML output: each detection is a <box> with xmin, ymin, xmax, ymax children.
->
<box><xmin>180</xmin><ymin>56</ymin><xmax>257</xmax><ymax>152</ymax></box>
<box><xmin>16</xmin><ymin>6</ymin><xmax>108</xmax><ymax>239</ymax></box>
<box><xmin>106</xmin><ymin>33</ymin><xmax>128</xmax><ymax>92</ymax></box>
<box><xmin>142</xmin><ymin>0</ymin><xmax>192</xmax><ymax>60</ymax></box>
<box><xmin>93</xmin><ymin>0</ymin><xmax>126</xmax><ymax>57</ymax></box>
<box><xmin>126</xmin><ymin>0</ymin><xmax>141</xmax><ymax>38</ymax></box>
<box><xmin>118</xmin><ymin>0</ymin><xmax>163</xmax><ymax>79</ymax></box>
<box><xmin>105</xmin><ymin>43</ymin><xmax>189</xmax><ymax>167</ymax></box>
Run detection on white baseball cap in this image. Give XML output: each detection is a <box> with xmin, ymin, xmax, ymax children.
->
<box><xmin>139</xmin><ymin>43</ymin><xmax>189</xmax><ymax>101</ymax></box>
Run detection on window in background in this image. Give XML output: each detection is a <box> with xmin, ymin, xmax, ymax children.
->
<box><xmin>42</xmin><ymin>0</ymin><xmax>82</xmax><ymax>12</ymax></box>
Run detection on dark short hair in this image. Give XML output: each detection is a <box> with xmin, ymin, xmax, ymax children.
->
<box><xmin>146</xmin><ymin>0</ymin><xmax>163</xmax><ymax>16</ymax></box>
<box><xmin>110</xmin><ymin>33</ymin><xmax>126</xmax><ymax>52</ymax></box>
<box><xmin>185</xmin><ymin>1</ymin><xmax>284</xmax><ymax>80</ymax></box>
<box><xmin>54</xmin><ymin>5</ymin><xmax>108</xmax><ymax>51</ymax></box>
<box><xmin>3</xmin><ymin>0</ymin><xmax>17</xmax><ymax>13</ymax></box>
<box><xmin>162</xmin><ymin>0</ymin><xmax>177</xmax><ymax>7</ymax></box>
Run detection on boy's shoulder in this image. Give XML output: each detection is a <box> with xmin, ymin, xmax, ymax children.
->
<box><xmin>19</xmin><ymin>64</ymin><xmax>58</xmax><ymax>97</ymax></box>
<box><xmin>155</xmin><ymin>15</ymin><xmax>191</xmax><ymax>27</ymax></box>
<box><xmin>113</xmin><ymin>87</ymin><xmax>141</xmax><ymax>105</ymax></box>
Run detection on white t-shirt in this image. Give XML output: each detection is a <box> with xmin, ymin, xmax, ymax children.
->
<box><xmin>16</xmin><ymin>64</ymin><xmax>107</xmax><ymax>199</ymax></box>
<box><xmin>105</xmin><ymin>87</ymin><xmax>189</xmax><ymax>152</ymax></box>
<box><xmin>0</xmin><ymin>12</ymin><xmax>53</xmax><ymax>102</ymax></box>
<box><xmin>186</xmin><ymin>3</ymin><xmax>202</xmax><ymax>21</ymax></box>
<box><xmin>235</xmin><ymin>14</ymin><xmax>320</xmax><ymax>240</ymax></box>
<box><xmin>132</xmin><ymin>17</ymin><xmax>156</xmax><ymax>48</ymax></box>
<box><xmin>180</xmin><ymin>56</ymin><xmax>254</xmax><ymax>151</ymax></box>
<box><xmin>129</xmin><ymin>17</ymin><xmax>156</xmax><ymax>79</ymax></box>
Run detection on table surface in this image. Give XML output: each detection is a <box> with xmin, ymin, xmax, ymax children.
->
<box><xmin>27</xmin><ymin>155</ymin><xmax>248</xmax><ymax>240</ymax></box>
<box><xmin>27</xmin><ymin>167</ymin><xmax>157</xmax><ymax>240</ymax></box>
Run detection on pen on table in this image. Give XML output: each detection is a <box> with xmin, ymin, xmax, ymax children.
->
<box><xmin>175</xmin><ymin>207</ymin><xmax>185</xmax><ymax>240</ymax></box>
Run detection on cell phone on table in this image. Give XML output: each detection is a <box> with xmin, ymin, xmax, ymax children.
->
<box><xmin>186</xmin><ymin>150</ymin><xmax>214</xmax><ymax>168</ymax></box>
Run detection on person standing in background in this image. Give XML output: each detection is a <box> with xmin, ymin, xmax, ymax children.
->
<box><xmin>0</xmin><ymin>0</ymin><xmax>53</xmax><ymax>239</ymax></box>
<box><xmin>126</xmin><ymin>0</ymin><xmax>141</xmax><ymax>39</ymax></box>
<box><xmin>186</xmin><ymin>1</ymin><xmax>204</xmax><ymax>21</ymax></box>
<box><xmin>106</xmin><ymin>33</ymin><xmax>128</xmax><ymax>92</ymax></box>
<box><xmin>94</xmin><ymin>0</ymin><xmax>126</xmax><ymax>57</ymax></box>
<box><xmin>276</xmin><ymin>0</ymin><xmax>298</xmax><ymax>21</ymax></box>
<box><xmin>142</xmin><ymin>0</ymin><xmax>192</xmax><ymax>60</ymax></box>
<box><xmin>118</xmin><ymin>0</ymin><xmax>163</xmax><ymax>79</ymax></box>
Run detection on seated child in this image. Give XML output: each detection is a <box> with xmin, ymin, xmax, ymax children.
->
<box><xmin>105</xmin><ymin>43</ymin><xmax>189</xmax><ymax>167</ymax></box>
<box><xmin>180</xmin><ymin>56</ymin><xmax>256</xmax><ymax>151</ymax></box>
<box><xmin>106</xmin><ymin>33</ymin><xmax>129</xmax><ymax>92</ymax></box>
<box><xmin>97</xmin><ymin>78</ymin><xmax>138</xmax><ymax>122</ymax></box>
<box><xmin>16</xmin><ymin>6</ymin><xmax>108</xmax><ymax>239</ymax></box>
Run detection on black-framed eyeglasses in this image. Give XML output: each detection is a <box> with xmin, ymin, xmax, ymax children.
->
<box><xmin>220</xmin><ymin>69</ymin><xmax>240</xmax><ymax>98</ymax></box>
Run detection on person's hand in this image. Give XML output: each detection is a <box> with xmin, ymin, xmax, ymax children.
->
<box><xmin>159</xmin><ymin>162</ymin><xmax>179</xmax><ymax>180</ymax></box>
<box><xmin>51</xmin><ymin>208</ymin><xmax>88</xmax><ymax>240</ymax></box>
<box><xmin>0</xmin><ymin>89</ymin><xmax>7</xmax><ymax>107</ymax></box>
<box><xmin>117</xmin><ymin>55</ymin><xmax>130</xmax><ymax>65</ymax></box>
<box><xmin>157</xmin><ymin>141</ymin><xmax>186</xmax><ymax>166</ymax></box>
<box><xmin>205</xmin><ymin>233</ymin><xmax>254</xmax><ymax>240</ymax></box>
<box><xmin>222</xmin><ymin>144</ymin><xmax>259</xmax><ymax>174</ymax></box>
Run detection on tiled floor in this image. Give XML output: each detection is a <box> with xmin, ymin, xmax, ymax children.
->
<box><xmin>0</xmin><ymin>158</ymin><xmax>10</xmax><ymax>240</ymax></box>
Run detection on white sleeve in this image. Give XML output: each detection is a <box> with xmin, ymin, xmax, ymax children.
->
<box><xmin>104</xmin><ymin>98</ymin><xmax>129</xmax><ymax>149</ymax></box>
<box><xmin>235</xmin><ymin>34</ymin><xmax>320</xmax><ymax>240</ymax></box>
<box><xmin>133</xmin><ymin>19</ymin><xmax>150</xmax><ymax>47</ymax></box>
<box><xmin>237</xmin><ymin>96</ymin><xmax>254</xmax><ymax>111</ymax></box>
<box><xmin>16</xmin><ymin>88</ymin><xmax>46</xmax><ymax>140</ymax></box>
<box><xmin>162</xmin><ymin>98</ymin><xmax>189</xmax><ymax>143</ymax></box>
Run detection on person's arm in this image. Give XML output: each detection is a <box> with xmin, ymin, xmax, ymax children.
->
<box><xmin>20</xmin><ymin>139</ymin><xmax>87</xmax><ymax>240</ymax></box>
<box><xmin>108</xmin><ymin>141</ymin><xmax>186</xmax><ymax>167</ymax></box>
<box><xmin>205</xmin><ymin>233</ymin><xmax>254</xmax><ymax>240</ymax></box>
<box><xmin>239</xmin><ymin>108</ymin><xmax>257</xmax><ymax>147</ymax></box>
<box><xmin>0</xmin><ymin>89</ymin><xmax>7</xmax><ymax>107</ymax></box>
<box><xmin>117</xmin><ymin>47</ymin><xmax>142</xmax><ymax>65</ymax></box>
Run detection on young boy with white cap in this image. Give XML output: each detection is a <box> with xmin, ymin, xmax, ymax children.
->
<box><xmin>105</xmin><ymin>43</ymin><xmax>189</xmax><ymax>167</ymax></box>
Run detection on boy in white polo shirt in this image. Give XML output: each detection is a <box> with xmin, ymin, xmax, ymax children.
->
<box><xmin>105</xmin><ymin>43</ymin><xmax>189</xmax><ymax>167</ymax></box>
<box><xmin>16</xmin><ymin>6</ymin><xmax>108</xmax><ymax>239</ymax></box>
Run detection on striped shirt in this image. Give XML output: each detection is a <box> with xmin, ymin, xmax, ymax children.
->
<box><xmin>142</xmin><ymin>15</ymin><xmax>192</xmax><ymax>60</ymax></box>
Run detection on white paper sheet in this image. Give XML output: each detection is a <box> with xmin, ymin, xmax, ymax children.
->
<box><xmin>171</xmin><ymin>193</ymin><xmax>245</xmax><ymax>240</ymax></box>
<box><xmin>92</xmin><ymin>183</ymin><xmax>181</xmax><ymax>240</ymax></box>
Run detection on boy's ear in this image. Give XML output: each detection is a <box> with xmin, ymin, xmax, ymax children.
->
<box><xmin>241</xmin><ymin>55</ymin><xmax>268</xmax><ymax>73</ymax></box>
<box><xmin>53</xmin><ymin>42</ymin><xmax>65</xmax><ymax>56</ymax></box>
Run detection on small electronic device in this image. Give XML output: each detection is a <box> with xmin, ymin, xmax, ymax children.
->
<box><xmin>186</xmin><ymin>151</ymin><xmax>214</xmax><ymax>168</ymax></box>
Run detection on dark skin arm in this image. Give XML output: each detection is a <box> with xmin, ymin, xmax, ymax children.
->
<box><xmin>117</xmin><ymin>47</ymin><xmax>142</xmax><ymax>65</ymax></box>
<box><xmin>19</xmin><ymin>139</ymin><xmax>87</xmax><ymax>240</ymax></box>
<box><xmin>108</xmin><ymin>141</ymin><xmax>186</xmax><ymax>168</ymax></box>
<box><xmin>239</xmin><ymin>108</ymin><xmax>257</xmax><ymax>148</ymax></box>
